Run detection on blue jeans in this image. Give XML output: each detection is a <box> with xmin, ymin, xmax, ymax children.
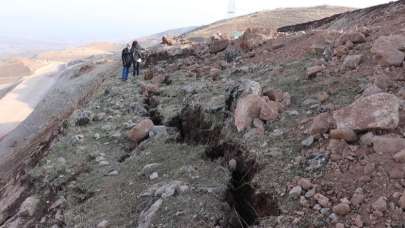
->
<box><xmin>122</xmin><ymin>67</ymin><xmax>129</xmax><ymax>80</ymax></box>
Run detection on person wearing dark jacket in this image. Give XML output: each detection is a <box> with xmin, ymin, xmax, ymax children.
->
<box><xmin>121</xmin><ymin>44</ymin><xmax>133</xmax><ymax>81</ymax></box>
<box><xmin>131</xmin><ymin>40</ymin><xmax>143</xmax><ymax>76</ymax></box>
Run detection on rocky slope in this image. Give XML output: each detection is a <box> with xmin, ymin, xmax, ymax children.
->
<box><xmin>2</xmin><ymin>1</ymin><xmax>405</xmax><ymax>228</ymax></box>
<box><xmin>186</xmin><ymin>5</ymin><xmax>353</xmax><ymax>39</ymax></box>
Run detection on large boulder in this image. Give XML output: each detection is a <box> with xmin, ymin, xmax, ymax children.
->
<box><xmin>309</xmin><ymin>112</ymin><xmax>335</xmax><ymax>136</ymax></box>
<box><xmin>372</xmin><ymin>135</ymin><xmax>405</xmax><ymax>154</ymax></box>
<box><xmin>239</xmin><ymin>28</ymin><xmax>267</xmax><ymax>51</ymax></box>
<box><xmin>208</xmin><ymin>34</ymin><xmax>229</xmax><ymax>54</ymax></box>
<box><xmin>225</xmin><ymin>79</ymin><xmax>262</xmax><ymax>112</ymax></box>
<box><xmin>161</xmin><ymin>36</ymin><xmax>175</xmax><ymax>46</ymax></box>
<box><xmin>333</xmin><ymin>93</ymin><xmax>400</xmax><ymax>131</ymax></box>
<box><xmin>371</xmin><ymin>35</ymin><xmax>405</xmax><ymax>66</ymax></box>
<box><xmin>336</xmin><ymin>32</ymin><xmax>366</xmax><ymax>46</ymax></box>
<box><xmin>234</xmin><ymin>94</ymin><xmax>280</xmax><ymax>132</ymax></box>
<box><xmin>128</xmin><ymin>119</ymin><xmax>154</xmax><ymax>143</ymax></box>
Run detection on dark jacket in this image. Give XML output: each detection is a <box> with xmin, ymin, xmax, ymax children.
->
<box><xmin>121</xmin><ymin>47</ymin><xmax>133</xmax><ymax>67</ymax></box>
<box><xmin>131</xmin><ymin>42</ymin><xmax>143</xmax><ymax>61</ymax></box>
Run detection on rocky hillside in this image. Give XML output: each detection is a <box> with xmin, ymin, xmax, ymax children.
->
<box><xmin>138</xmin><ymin>26</ymin><xmax>198</xmax><ymax>48</ymax></box>
<box><xmin>186</xmin><ymin>5</ymin><xmax>353</xmax><ymax>39</ymax></box>
<box><xmin>2</xmin><ymin>1</ymin><xmax>405</xmax><ymax>228</ymax></box>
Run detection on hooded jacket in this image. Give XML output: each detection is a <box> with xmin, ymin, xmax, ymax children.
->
<box><xmin>121</xmin><ymin>47</ymin><xmax>133</xmax><ymax>67</ymax></box>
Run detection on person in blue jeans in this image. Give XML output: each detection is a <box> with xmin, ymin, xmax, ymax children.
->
<box><xmin>121</xmin><ymin>44</ymin><xmax>133</xmax><ymax>81</ymax></box>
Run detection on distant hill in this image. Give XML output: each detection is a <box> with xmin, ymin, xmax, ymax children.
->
<box><xmin>0</xmin><ymin>36</ymin><xmax>72</xmax><ymax>59</ymax></box>
<box><xmin>35</xmin><ymin>42</ymin><xmax>120</xmax><ymax>62</ymax></box>
<box><xmin>186</xmin><ymin>5</ymin><xmax>354</xmax><ymax>39</ymax></box>
<box><xmin>137</xmin><ymin>26</ymin><xmax>198</xmax><ymax>48</ymax></box>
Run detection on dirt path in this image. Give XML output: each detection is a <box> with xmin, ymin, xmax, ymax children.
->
<box><xmin>0</xmin><ymin>62</ymin><xmax>63</xmax><ymax>139</ymax></box>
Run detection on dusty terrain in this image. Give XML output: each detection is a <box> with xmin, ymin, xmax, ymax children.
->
<box><xmin>2</xmin><ymin>1</ymin><xmax>405</xmax><ymax>228</ymax></box>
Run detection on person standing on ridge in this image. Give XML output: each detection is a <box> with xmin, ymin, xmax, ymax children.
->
<box><xmin>131</xmin><ymin>40</ymin><xmax>143</xmax><ymax>76</ymax></box>
<box><xmin>121</xmin><ymin>44</ymin><xmax>133</xmax><ymax>81</ymax></box>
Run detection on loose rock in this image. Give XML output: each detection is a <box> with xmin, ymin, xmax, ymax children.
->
<box><xmin>332</xmin><ymin>203</ymin><xmax>351</xmax><ymax>216</ymax></box>
<box><xmin>128</xmin><ymin>119</ymin><xmax>154</xmax><ymax>143</ymax></box>
<box><xmin>333</xmin><ymin>93</ymin><xmax>400</xmax><ymax>131</ymax></box>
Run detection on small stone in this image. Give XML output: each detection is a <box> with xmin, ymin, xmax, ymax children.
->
<box><xmin>332</xmin><ymin>203</ymin><xmax>351</xmax><ymax>216</ymax></box>
<box><xmin>313</xmin><ymin>204</ymin><xmax>322</xmax><ymax>211</ymax></box>
<box><xmin>305</xmin><ymin>188</ymin><xmax>316</xmax><ymax>198</ymax></box>
<box><xmin>329</xmin><ymin>213</ymin><xmax>338</xmax><ymax>223</ymax></box>
<box><xmin>302</xmin><ymin>136</ymin><xmax>315</xmax><ymax>147</ymax></box>
<box><xmin>351</xmin><ymin>189</ymin><xmax>365</xmax><ymax>207</ymax></box>
<box><xmin>393</xmin><ymin>149</ymin><xmax>405</xmax><ymax>163</ymax></box>
<box><xmin>149</xmin><ymin>172</ymin><xmax>159</xmax><ymax>180</ymax></box>
<box><xmin>97</xmin><ymin>220</ymin><xmax>109</xmax><ymax>228</ymax></box>
<box><xmin>94</xmin><ymin>133</ymin><xmax>101</xmax><ymax>140</ymax></box>
<box><xmin>336</xmin><ymin>223</ymin><xmax>345</xmax><ymax>228</ymax></box>
<box><xmin>300</xmin><ymin>196</ymin><xmax>310</xmax><ymax>208</ymax></box>
<box><xmin>142</xmin><ymin>163</ymin><xmax>161</xmax><ymax>177</ymax></box>
<box><xmin>228</xmin><ymin>159</ymin><xmax>237</xmax><ymax>171</ymax></box>
<box><xmin>99</xmin><ymin>160</ymin><xmax>110</xmax><ymax>166</ymax></box>
<box><xmin>353</xmin><ymin>214</ymin><xmax>363</xmax><ymax>227</ymax></box>
<box><xmin>19</xmin><ymin>196</ymin><xmax>40</xmax><ymax>216</ymax></box>
<box><xmin>93</xmin><ymin>112</ymin><xmax>106</xmax><ymax>121</ymax></box>
<box><xmin>298</xmin><ymin>178</ymin><xmax>313</xmax><ymax>190</ymax></box>
<box><xmin>107</xmin><ymin>170</ymin><xmax>119</xmax><ymax>176</ymax></box>
<box><xmin>342</xmin><ymin>54</ymin><xmax>362</xmax><ymax>70</ymax></box>
<box><xmin>314</xmin><ymin>193</ymin><xmax>331</xmax><ymax>208</ymax></box>
<box><xmin>76</xmin><ymin>111</ymin><xmax>91</xmax><ymax>126</ymax></box>
<box><xmin>289</xmin><ymin>186</ymin><xmax>303</xmax><ymax>199</ymax></box>
<box><xmin>320</xmin><ymin>208</ymin><xmax>331</xmax><ymax>216</ymax></box>
<box><xmin>372</xmin><ymin>197</ymin><xmax>387</xmax><ymax>212</ymax></box>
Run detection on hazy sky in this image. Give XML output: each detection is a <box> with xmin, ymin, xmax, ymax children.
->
<box><xmin>0</xmin><ymin>0</ymin><xmax>392</xmax><ymax>43</ymax></box>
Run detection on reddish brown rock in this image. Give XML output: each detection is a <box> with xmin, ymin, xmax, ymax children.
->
<box><xmin>128</xmin><ymin>119</ymin><xmax>154</xmax><ymax>143</ymax></box>
<box><xmin>314</xmin><ymin>193</ymin><xmax>331</xmax><ymax>208</ymax></box>
<box><xmin>209</xmin><ymin>34</ymin><xmax>229</xmax><ymax>54</ymax></box>
<box><xmin>337</xmin><ymin>32</ymin><xmax>366</xmax><ymax>45</ymax></box>
<box><xmin>139</xmin><ymin>82</ymin><xmax>160</xmax><ymax>96</ymax></box>
<box><xmin>332</xmin><ymin>203</ymin><xmax>351</xmax><ymax>216</ymax></box>
<box><xmin>234</xmin><ymin>95</ymin><xmax>280</xmax><ymax>132</ymax></box>
<box><xmin>393</xmin><ymin>149</ymin><xmax>405</xmax><ymax>163</ymax></box>
<box><xmin>333</xmin><ymin>93</ymin><xmax>400</xmax><ymax>131</ymax></box>
<box><xmin>371</xmin><ymin>35</ymin><xmax>405</xmax><ymax>66</ymax></box>
<box><xmin>372</xmin><ymin>135</ymin><xmax>405</xmax><ymax>154</ymax></box>
<box><xmin>334</xmin><ymin>45</ymin><xmax>349</xmax><ymax>58</ymax></box>
<box><xmin>372</xmin><ymin>197</ymin><xmax>387</xmax><ymax>212</ymax></box>
<box><xmin>335</xmin><ymin>223</ymin><xmax>345</xmax><ymax>228</ymax></box>
<box><xmin>161</xmin><ymin>36</ymin><xmax>175</xmax><ymax>46</ymax></box>
<box><xmin>239</xmin><ymin>28</ymin><xmax>267</xmax><ymax>51</ymax></box>
<box><xmin>310</xmin><ymin>112</ymin><xmax>335</xmax><ymax>136</ymax></box>
<box><xmin>330</xmin><ymin>128</ymin><xmax>358</xmax><ymax>142</ymax></box>
<box><xmin>298</xmin><ymin>178</ymin><xmax>313</xmax><ymax>190</ymax></box>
